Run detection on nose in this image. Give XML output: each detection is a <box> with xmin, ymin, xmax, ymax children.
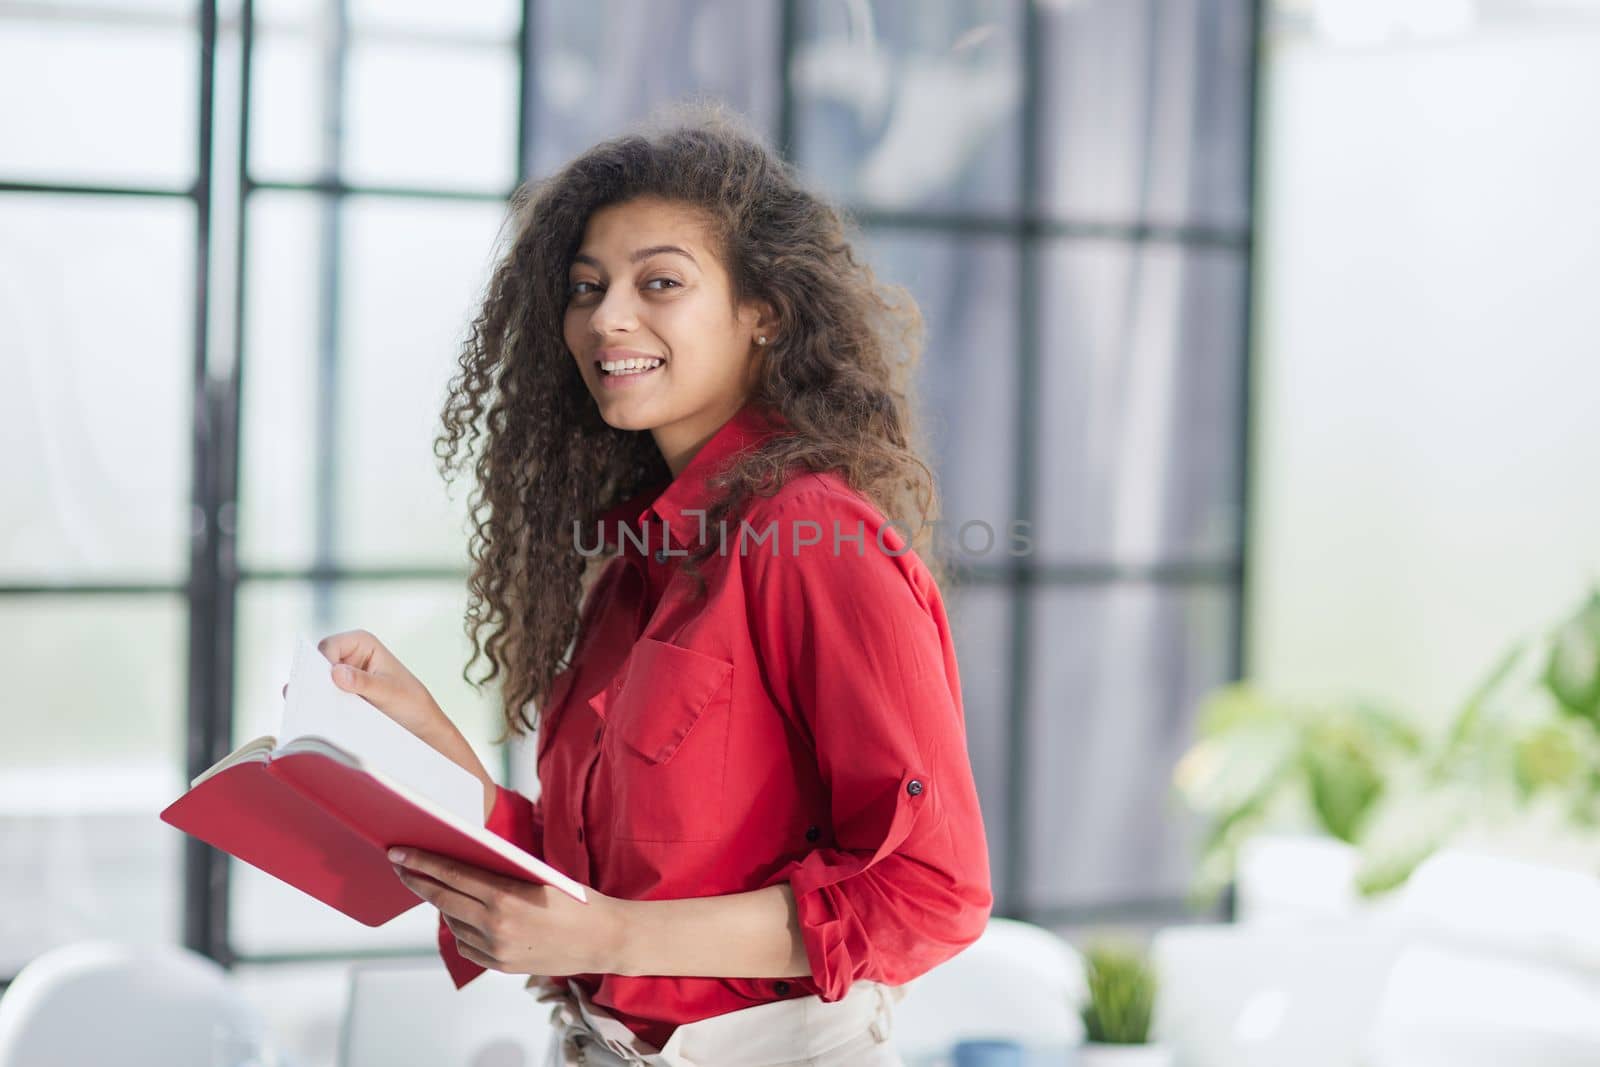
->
<box><xmin>585</xmin><ymin>283</ymin><xmax>641</xmax><ymax>340</ymax></box>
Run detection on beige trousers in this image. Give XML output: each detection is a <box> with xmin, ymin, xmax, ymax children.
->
<box><xmin>528</xmin><ymin>976</ymin><xmax>908</xmax><ymax>1067</ymax></box>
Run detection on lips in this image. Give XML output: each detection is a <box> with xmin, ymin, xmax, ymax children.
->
<box><xmin>596</xmin><ymin>358</ymin><xmax>664</xmax><ymax>377</ymax></box>
<box><xmin>594</xmin><ymin>349</ymin><xmax>667</xmax><ymax>377</ymax></box>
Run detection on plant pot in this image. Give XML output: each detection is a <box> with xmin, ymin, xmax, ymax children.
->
<box><xmin>1076</xmin><ymin>1042</ymin><xmax>1175</xmax><ymax>1067</ymax></box>
<box><xmin>1235</xmin><ymin>831</ymin><xmax>1361</xmax><ymax>923</ymax></box>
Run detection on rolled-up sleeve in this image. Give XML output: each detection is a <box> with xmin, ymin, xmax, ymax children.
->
<box><xmin>749</xmin><ymin>487</ymin><xmax>994</xmax><ymax>1002</ymax></box>
<box><xmin>437</xmin><ymin>784</ymin><xmax>544</xmax><ymax>989</ymax></box>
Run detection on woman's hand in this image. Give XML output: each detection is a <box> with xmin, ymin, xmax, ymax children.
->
<box><xmin>284</xmin><ymin>629</ymin><xmax>497</xmax><ymax>815</ymax></box>
<box><xmin>281</xmin><ymin>629</ymin><xmax>449</xmax><ymax>742</ymax></box>
<box><xmin>389</xmin><ymin>847</ymin><xmax>632</xmax><ymax>978</ymax></box>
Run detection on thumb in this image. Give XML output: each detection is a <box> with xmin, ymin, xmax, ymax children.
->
<box><xmin>332</xmin><ymin>663</ymin><xmax>371</xmax><ymax>692</ymax></box>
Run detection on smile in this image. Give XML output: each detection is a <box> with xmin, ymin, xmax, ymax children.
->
<box><xmin>596</xmin><ymin>357</ymin><xmax>664</xmax><ymax>391</ymax></box>
<box><xmin>597</xmin><ymin>358</ymin><xmax>665</xmax><ymax>377</ymax></box>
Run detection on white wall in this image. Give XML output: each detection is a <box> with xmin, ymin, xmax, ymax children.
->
<box><xmin>1247</xmin><ymin>23</ymin><xmax>1600</xmax><ymax>720</ymax></box>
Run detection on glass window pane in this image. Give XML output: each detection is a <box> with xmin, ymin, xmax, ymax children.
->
<box><xmin>257</xmin><ymin>0</ymin><xmax>320</xmax><ymax>21</ymax></box>
<box><xmin>1032</xmin><ymin>240</ymin><xmax>1246</xmax><ymax>565</ymax></box>
<box><xmin>237</xmin><ymin>193</ymin><xmax>506</xmax><ymax>571</ymax></box>
<box><xmin>1033</xmin><ymin>0</ymin><xmax>1255</xmax><ymax>229</ymax></box>
<box><xmin>233</xmin><ymin>580</ymin><xmax>502</xmax><ymax>755</ymax></box>
<box><xmin>0</xmin><ymin>594</ymin><xmax>187</xmax><ymax>974</ymax></box>
<box><xmin>230</xmin><ymin>579</ymin><xmax>505</xmax><ymax>954</ymax></box>
<box><xmin>236</xmin><ymin>192</ymin><xmax>318</xmax><ymax>569</ymax></box>
<box><xmin>0</xmin><ymin>18</ymin><xmax>198</xmax><ymax>186</ymax></box>
<box><xmin>1022</xmin><ymin>583</ymin><xmax>1234</xmax><ymax>911</ymax></box>
<box><xmin>530</xmin><ymin>0</ymin><xmax>780</xmax><ymax>180</ymax></box>
<box><xmin>945</xmin><ymin>582</ymin><xmax>1012</xmax><ymax>907</ymax></box>
<box><xmin>230</xmin><ymin>856</ymin><xmax>442</xmax><ymax>957</ymax></box>
<box><xmin>261</xmin><ymin>0</ymin><xmax>517</xmax><ymax>36</ymax></box>
<box><xmin>858</xmin><ymin>229</ymin><xmax>1019</xmax><ymax>564</ymax></box>
<box><xmin>339</xmin><ymin>196</ymin><xmax>510</xmax><ymax>564</ymax></box>
<box><xmin>348</xmin><ymin>0</ymin><xmax>518</xmax><ymax>37</ymax></box>
<box><xmin>251</xmin><ymin>31</ymin><xmax>518</xmax><ymax>193</ymax></box>
<box><xmin>345</xmin><ymin>41</ymin><xmax>518</xmax><ymax>192</ymax></box>
<box><xmin>249</xmin><ymin>31</ymin><xmax>328</xmax><ymax>183</ymax></box>
<box><xmin>0</xmin><ymin>195</ymin><xmax>193</xmax><ymax>584</ymax></box>
<box><xmin>792</xmin><ymin>0</ymin><xmax>1023</xmax><ymax>215</ymax></box>
<box><xmin>20</xmin><ymin>1</ymin><xmax>197</xmax><ymax>14</ymax></box>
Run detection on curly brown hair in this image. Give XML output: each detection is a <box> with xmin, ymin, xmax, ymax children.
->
<box><xmin>434</xmin><ymin>100</ymin><xmax>943</xmax><ymax>744</ymax></box>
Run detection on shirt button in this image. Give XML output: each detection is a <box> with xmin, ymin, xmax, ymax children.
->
<box><xmin>774</xmin><ymin>981</ymin><xmax>791</xmax><ymax>995</ymax></box>
<box><xmin>653</xmin><ymin>548</ymin><xmax>669</xmax><ymax>564</ymax></box>
<box><xmin>907</xmin><ymin>779</ymin><xmax>924</xmax><ymax>796</ymax></box>
<box><xmin>804</xmin><ymin>825</ymin><xmax>820</xmax><ymax>843</ymax></box>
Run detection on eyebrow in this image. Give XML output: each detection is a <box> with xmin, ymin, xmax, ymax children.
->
<box><xmin>571</xmin><ymin>245</ymin><xmax>699</xmax><ymax>271</ymax></box>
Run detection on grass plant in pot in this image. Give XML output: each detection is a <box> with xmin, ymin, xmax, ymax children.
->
<box><xmin>1075</xmin><ymin>943</ymin><xmax>1171</xmax><ymax>1067</ymax></box>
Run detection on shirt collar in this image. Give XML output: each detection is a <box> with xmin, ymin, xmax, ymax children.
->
<box><xmin>595</xmin><ymin>400</ymin><xmax>790</xmax><ymax>554</ymax></box>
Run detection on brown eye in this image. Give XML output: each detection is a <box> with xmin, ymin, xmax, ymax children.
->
<box><xmin>644</xmin><ymin>277</ymin><xmax>681</xmax><ymax>290</ymax></box>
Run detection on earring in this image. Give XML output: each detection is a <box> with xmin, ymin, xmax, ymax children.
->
<box><xmin>756</xmin><ymin>335</ymin><xmax>768</xmax><ymax>345</ymax></box>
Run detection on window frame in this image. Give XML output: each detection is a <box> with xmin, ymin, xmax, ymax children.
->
<box><xmin>0</xmin><ymin>0</ymin><xmax>1262</xmax><ymax>975</ymax></box>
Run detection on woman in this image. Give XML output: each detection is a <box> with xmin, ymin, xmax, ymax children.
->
<box><xmin>316</xmin><ymin>106</ymin><xmax>993</xmax><ymax>1065</ymax></box>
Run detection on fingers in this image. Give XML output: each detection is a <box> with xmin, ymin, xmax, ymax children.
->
<box><xmin>318</xmin><ymin>629</ymin><xmax>382</xmax><ymax>672</ymax></box>
<box><xmin>330</xmin><ymin>662</ymin><xmax>372</xmax><ymax>694</ymax></box>
<box><xmin>450</xmin><ymin>936</ymin><xmax>500</xmax><ymax>971</ymax></box>
<box><xmin>442</xmin><ymin>913</ymin><xmax>492</xmax><ymax>953</ymax></box>
<box><xmin>318</xmin><ymin>629</ymin><xmax>422</xmax><ymax>700</ymax></box>
<box><xmin>326</xmin><ymin>657</ymin><xmax>393</xmax><ymax>704</ymax></box>
<box><xmin>394</xmin><ymin>864</ymin><xmax>486</xmax><ymax>921</ymax></box>
<box><xmin>389</xmin><ymin>848</ymin><xmax>501</xmax><ymax>906</ymax></box>
<box><xmin>284</xmin><ymin>629</ymin><xmax>387</xmax><ymax>701</ymax></box>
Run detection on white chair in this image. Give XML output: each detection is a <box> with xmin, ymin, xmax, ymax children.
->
<box><xmin>0</xmin><ymin>940</ymin><xmax>279</xmax><ymax>1067</ymax></box>
<box><xmin>1368</xmin><ymin>942</ymin><xmax>1600</xmax><ymax>1067</ymax></box>
<box><xmin>1384</xmin><ymin>848</ymin><xmax>1600</xmax><ymax>974</ymax></box>
<box><xmin>1363</xmin><ymin>848</ymin><xmax>1600</xmax><ymax>1066</ymax></box>
<box><xmin>339</xmin><ymin>961</ymin><xmax>553</xmax><ymax>1067</ymax></box>
<box><xmin>892</xmin><ymin>917</ymin><xmax>1085</xmax><ymax>1061</ymax></box>
<box><xmin>1150</xmin><ymin>920</ymin><xmax>1407</xmax><ymax>1067</ymax></box>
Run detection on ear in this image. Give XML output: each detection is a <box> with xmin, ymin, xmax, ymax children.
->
<box><xmin>740</xmin><ymin>298</ymin><xmax>779</xmax><ymax>391</ymax></box>
<box><xmin>740</xmin><ymin>296</ymin><xmax>780</xmax><ymax>347</ymax></box>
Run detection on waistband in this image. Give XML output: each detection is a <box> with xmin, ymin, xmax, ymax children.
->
<box><xmin>528</xmin><ymin>977</ymin><xmax>905</xmax><ymax>1067</ymax></box>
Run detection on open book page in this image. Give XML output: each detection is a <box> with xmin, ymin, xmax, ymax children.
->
<box><xmin>279</xmin><ymin>635</ymin><xmax>483</xmax><ymax>827</ymax></box>
<box><xmin>190</xmin><ymin>736</ymin><xmax>276</xmax><ymax>789</ymax></box>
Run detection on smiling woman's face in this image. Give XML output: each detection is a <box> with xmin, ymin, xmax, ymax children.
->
<box><xmin>563</xmin><ymin>195</ymin><xmax>773</xmax><ymax>477</ymax></box>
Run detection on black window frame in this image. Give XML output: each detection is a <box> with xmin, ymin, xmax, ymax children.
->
<box><xmin>0</xmin><ymin>0</ymin><xmax>1262</xmax><ymax>976</ymax></box>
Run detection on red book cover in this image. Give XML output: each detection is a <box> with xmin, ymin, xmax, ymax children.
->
<box><xmin>160</xmin><ymin>637</ymin><xmax>587</xmax><ymax>926</ymax></box>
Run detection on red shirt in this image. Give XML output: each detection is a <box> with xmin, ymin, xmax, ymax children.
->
<box><xmin>437</xmin><ymin>400</ymin><xmax>993</xmax><ymax>1048</ymax></box>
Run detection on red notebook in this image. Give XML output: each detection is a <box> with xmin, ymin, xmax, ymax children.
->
<box><xmin>161</xmin><ymin>637</ymin><xmax>587</xmax><ymax>926</ymax></box>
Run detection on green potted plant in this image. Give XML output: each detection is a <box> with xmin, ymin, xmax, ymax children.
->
<box><xmin>1172</xmin><ymin>586</ymin><xmax>1600</xmax><ymax>907</ymax></box>
<box><xmin>1076</xmin><ymin>942</ymin><xmax>1171</xmax><ymax>1067</ymax></box>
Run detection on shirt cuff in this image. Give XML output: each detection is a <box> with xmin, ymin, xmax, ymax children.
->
<box><xmin>438</xmin><ymin>910</ymin><xmax>484</xmax><ymax>989</ymax></box>
<box><xmin>780</xmin><ymin>769</ymin><xmax>930</xmax><ymax>1002</ymax></box>
<box><xmin>485</xmin><ymin>783</ymin><xmax>541</xmax><ymax>853</ymax></box>
<box><xmin>437</xmin><ymin>784</ymin><xmax>539</xmax><ymax>989</ymax></box>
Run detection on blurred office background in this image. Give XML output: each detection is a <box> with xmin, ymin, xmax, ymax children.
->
<box><xmin>3</xmin><ymin>0</ymin><xmax>1599</xmax><ymax>1063</ymax></box>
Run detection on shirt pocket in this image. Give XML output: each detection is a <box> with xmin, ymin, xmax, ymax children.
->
<box><xmin>605</xmin><ymin>637</ymin><xmax>734</xmax><ymax>843</ymax></box>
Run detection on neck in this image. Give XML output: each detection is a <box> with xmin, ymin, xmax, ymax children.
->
<box><xmin>652</xmin><ymin>396</ymin><xmax>750</xmax><ymax>478</ymax></box>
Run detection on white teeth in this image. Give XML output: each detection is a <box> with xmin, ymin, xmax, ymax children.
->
<box><xmin>599</xmin><ymin>357</ymin><xmax>664</xmax><ymax>375</ymax></box>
